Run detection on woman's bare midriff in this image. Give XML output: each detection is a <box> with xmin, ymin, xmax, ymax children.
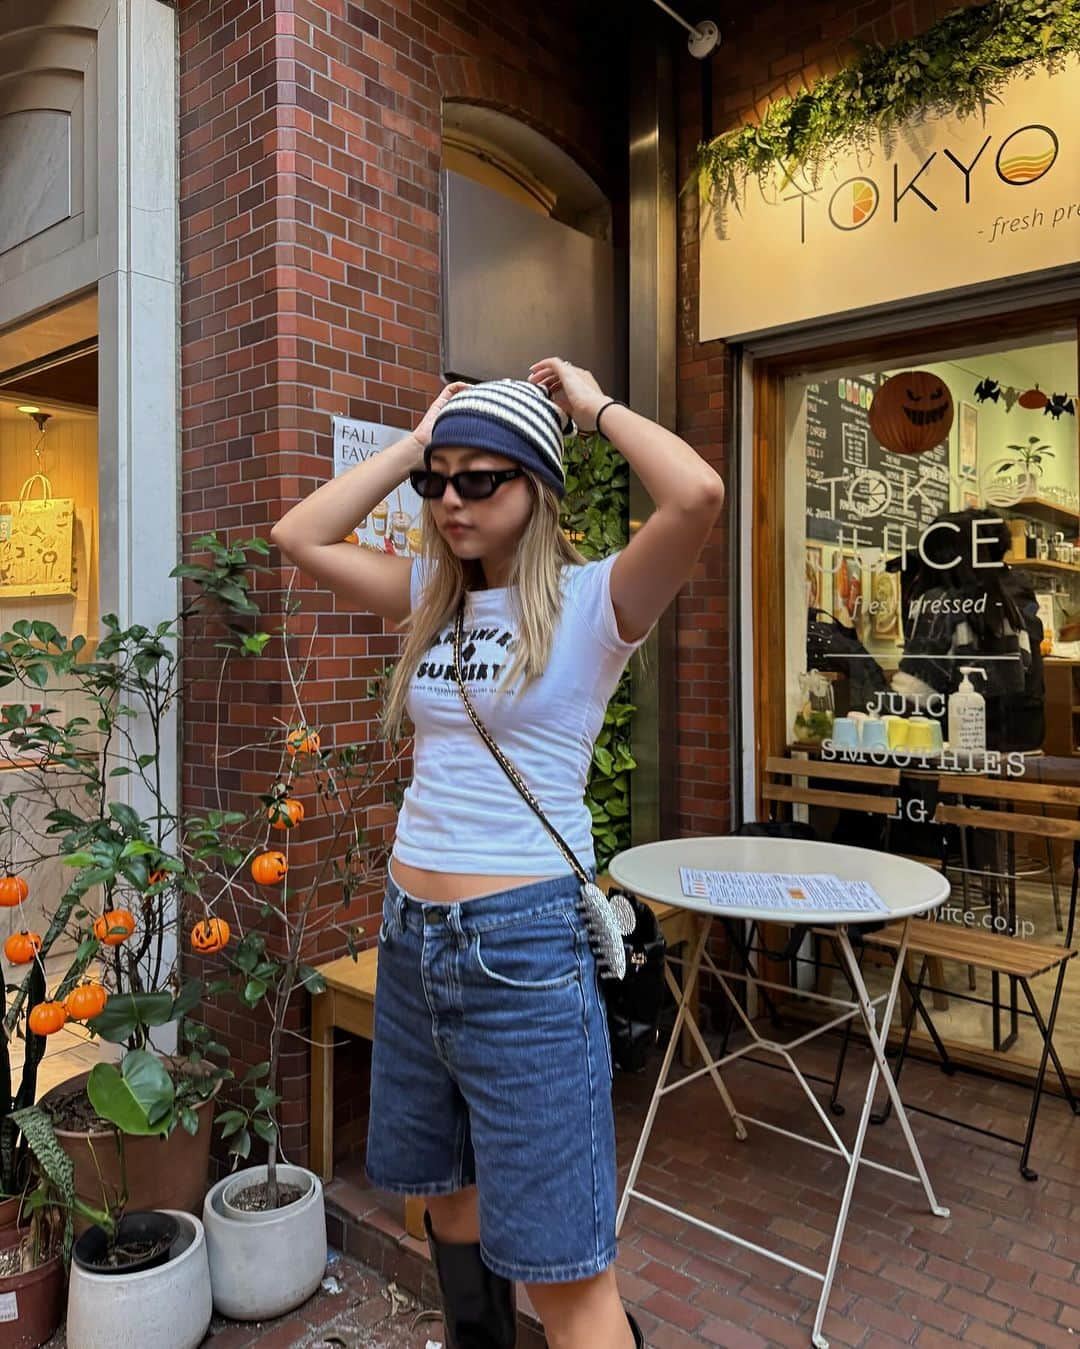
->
<box><xmin>390</xmin><ymin>858</ymin><xmax>556</xmax><ymax>903</ymax></box>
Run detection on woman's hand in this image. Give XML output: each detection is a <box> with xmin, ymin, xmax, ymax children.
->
<box><xmin>528</xmin><ymin>358</ymin><xmax>606</xmax><ymax>431</ymax></box>
<box><xmin>413</xmin><ymin>381</ymin><xmax>472</xmax><ymax>450</ymax></box>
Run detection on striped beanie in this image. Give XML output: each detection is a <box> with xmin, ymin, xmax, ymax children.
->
<box><xmin>425</xmin><ymin>379</ymin><xmax>571</xmax><ymax>498</ymax></box>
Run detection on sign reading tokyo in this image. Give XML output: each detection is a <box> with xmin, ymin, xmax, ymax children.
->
<box><xmin>699</xmin><ymin>58</ymin><xmax>1080</xmax><ymax>341</ymax></box>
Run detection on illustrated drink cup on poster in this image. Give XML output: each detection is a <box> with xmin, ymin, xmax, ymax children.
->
<box><xmin>392</xmin><ymin>510</ymin><xmax>409</xmax><ymax>550</ymax></box>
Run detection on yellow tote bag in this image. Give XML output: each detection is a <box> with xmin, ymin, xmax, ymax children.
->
<box><xmin>0</xmin><ymin>474</ymin><xmax>75</xmax><ymax>598</ymax></box>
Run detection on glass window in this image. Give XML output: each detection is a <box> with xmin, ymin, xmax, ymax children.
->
<box><xmin>779</xmin><ymin>327</ymin><xmax>1079</xmax><ymax>1072</ymax></box>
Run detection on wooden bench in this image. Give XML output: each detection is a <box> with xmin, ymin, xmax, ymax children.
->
<box><xmin>831</xmin><ymin>917</ymin><xmax>1078</xmax><ymax>1180</ymax></box>
<box><xmin>309</xmin><ymin>893</ymin><xmax>703</xmax><ymax>1218</ymax></box>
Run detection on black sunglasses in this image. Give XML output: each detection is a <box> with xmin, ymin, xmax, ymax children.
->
<box><xmin>409</xmin><ymin>467</ymin><xmax>524</xmax><ymax>501</ymax></box>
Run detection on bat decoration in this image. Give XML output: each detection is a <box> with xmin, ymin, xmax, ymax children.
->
<box><xmin>1044</xmin><ymin>393</ymin><xmax>1076</xmax><ymax>420</ymax></box>
<box><xmin>974</xmin><ymin>374</ymin><xmax>1077</xmax><ymax>416</ymax></box>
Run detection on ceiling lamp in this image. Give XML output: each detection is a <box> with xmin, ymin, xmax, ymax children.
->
<box><xmin>649</xmin><ymin>1</ymin><xmax>720</xmax><ymax>57</ymax></box>
<box><xmin>18</xmin><ymin>405</ymin><xmax>50</xmax><ymax>433</ymax></box>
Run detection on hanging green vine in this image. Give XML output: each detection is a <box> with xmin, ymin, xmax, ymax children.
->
<box><xmin>696</xmin><ymin>0</ymin><xmax>1080</xmax><ymax>210</ymax></box>
<box><xmin>561</xmin><ymin>432</ymin><xmax>636</xmax><ymax>871</ymax></box>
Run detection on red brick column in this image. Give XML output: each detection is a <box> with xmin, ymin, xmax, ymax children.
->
<box><xmin>179</xmin><ymin>0</ymin><xmax>626</xmax><ymax>1169</ymax></box>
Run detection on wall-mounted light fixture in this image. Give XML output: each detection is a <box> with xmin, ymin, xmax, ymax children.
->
<box><xmin>648</xmin><ymin>1</ymin><xmax>719</xmax><ymax>57</ymax></box>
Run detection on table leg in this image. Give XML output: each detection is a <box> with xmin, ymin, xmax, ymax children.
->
<box><xmin>810</xmin><ymin>924</ymin><xmax>950</xmax><ymax>1349</ymax></box>
<box><xmin>617</xmin><ymin>920</ymin><xmax>743</xmax><ymax>1235</ymax></box>
<box><xmin>310</xmin><ymin>991</ymin><xmax>334</xmax><ymax>1184</ymax></box>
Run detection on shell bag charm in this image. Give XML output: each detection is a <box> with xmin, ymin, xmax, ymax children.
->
<box><xmin>578</xmin><ymin>881</ymin><xmax>635</xmax><ymax>980</ymax></box>
<box><xmin>452</xmin><ymin>604</ymin><xmax>635</xmax><ymax>980</ymax></box>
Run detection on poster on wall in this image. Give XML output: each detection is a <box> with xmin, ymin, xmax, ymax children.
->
<box><xmin>332</xmin><ymin>416</ymin><xmax>423</xmax><ymax>557</ymax></box>
<box><xmin>958</xmin><ymin>402</ymin><xmax>979</xmax><ymax>479</ymax></box>
<box><xmin>805</xmin><ymin>374</ymin><xmax>950</xmax><ymax>549</ymax></box>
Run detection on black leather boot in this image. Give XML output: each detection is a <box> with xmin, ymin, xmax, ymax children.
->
<box><xmin>424</xmin><ymin>1210</ymin><xmax>518</xmax><ymax>1348</ymax></box>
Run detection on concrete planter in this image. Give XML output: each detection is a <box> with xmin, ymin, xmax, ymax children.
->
<box><xmin>66</xmin><ymin>1210</ymin><xmax>211</xmax><ymax>1349</ymax></box>
<box><xmin>202</xmin><ymin>1165</ymin><xmax>325</xmax><ymax>1320</ymax></box>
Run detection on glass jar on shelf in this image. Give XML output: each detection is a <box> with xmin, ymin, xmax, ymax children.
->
<box><xmin>794</xmin><ymin>670</ymin><xmax>836</xmax><ymax>745</ymax></box>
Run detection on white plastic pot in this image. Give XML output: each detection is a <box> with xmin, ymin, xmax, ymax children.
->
<box><xmin>203</xmin><ymin>1164</ymin><xmax>326</xmax><ymax>1320</ymax></box>
<box><xmin>66</xmin><ymin>1210</ymin><xmax>212</xmax><ymax>1349</ymax></box>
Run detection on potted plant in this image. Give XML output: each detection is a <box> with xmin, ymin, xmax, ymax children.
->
<box><xmin>196</xmin><ymin>572</ymin><xmax>403</xmax><ymax>1321</ymax></box>
<box><xmin>0</xmin><ymin>949</ymin><xmax>50</xmax><ymax>1241</ymax></box>
<box><xmin>0</xmin><ymin>1106</ymin><xmax>69</xmax><ymax>1348</ymax></box>
<box><xmin>0</xmin><ymin>537</ymin><xmax>268</xmax><ymax>1218</ymax></box>
<box><xmin>992</xmin><ymin>434</ymin><xmax>1055</xmax><ymax>497</ymax></box>
<box><xmin>45</xmin><ymin>1053</ymin><xmax>214</xmax><ymax>1349</ymax></box>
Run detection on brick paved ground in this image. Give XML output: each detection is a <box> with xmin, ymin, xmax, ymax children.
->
<box><xmin>47</xmin><ymin>1027</ymin><xmax>1078</xmax><ymax>1347</ymax></box>
<box><xmin>328</xmin><ymin>1029</ymin><xmax>1079</xmax><ymax>1349</ymax></box>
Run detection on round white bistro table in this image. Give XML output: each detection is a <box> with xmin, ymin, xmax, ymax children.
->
<box><xmin>609</xmin><ymin>836</ymin><xmax>951</xmax><ymax>1349</ymax></box>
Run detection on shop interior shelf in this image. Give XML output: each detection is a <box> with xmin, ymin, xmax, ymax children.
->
<box><xmin>1001</xmin><ymin>496</ymin><xmax>1080</xmax><ymax>530</ymax></box>
<box><xmin>1005</xmin><ymin>554</ymin><xmax>1080</xmax><ymax>574</ymax></box>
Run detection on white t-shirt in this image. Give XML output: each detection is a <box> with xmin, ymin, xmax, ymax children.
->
<box><xmin>392</xmin><ymin>554</ymin><xmax>644</xmax><ymax>875</ymax></box>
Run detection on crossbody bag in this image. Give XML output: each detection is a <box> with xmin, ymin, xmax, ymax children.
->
<box><xmin>452</xmin><ymin>602</ymin><xmax>666</xmax><ymax>1071</ymax></box>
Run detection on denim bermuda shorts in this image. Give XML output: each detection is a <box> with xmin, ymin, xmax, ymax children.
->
<box><xmin>365</xmin><ymin>870</ymin><xmax>618</xmax><ymax>1284</ymax></box>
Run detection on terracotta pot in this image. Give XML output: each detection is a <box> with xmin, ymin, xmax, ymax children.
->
<box><xmin>0</xmin><ymin>1229</ymin><xmax>65</xmax><ymax>1349</ymax></box>
<box><xmin>41</xmin><ymin>1068</ymin><xmax>220</xmax><ymax>1234</ymax></box>
<box><xmin>0</xmin><ymin>1197</ymin><xmax>21</xmax><ymax>1240</ymax></box>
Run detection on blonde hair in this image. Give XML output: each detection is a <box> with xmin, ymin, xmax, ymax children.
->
<box><xmin>381</xmin><ymin>475</ymin><xmax>584</xmax><ymax>740</ymax></box>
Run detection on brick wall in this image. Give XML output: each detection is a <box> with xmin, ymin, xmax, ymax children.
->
<box><xmin>672</xmin><ymin>0</ymin><xmax>985</xmax><ymax>837</ymax></box>
<box><xmin>178</xmin><ymin>0</ymin><xmax>626</xmax><ymax>1168</ymax></box>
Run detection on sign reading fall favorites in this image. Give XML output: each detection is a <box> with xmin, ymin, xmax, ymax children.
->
<box><xmin>700</xmin><ymin>58</ymin><xmax>1080</xmax><ymax>341</ymax></box>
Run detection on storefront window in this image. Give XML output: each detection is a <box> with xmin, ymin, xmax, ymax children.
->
<box><xmin>780</xmin><ymin>327</ymin><xmax>1079</xmax><ymax>1071</ymax></box>
<box><xmin>0</xmin><ymin>321</ymin><xmax>100</xmax><ymax>1017</ymax></box>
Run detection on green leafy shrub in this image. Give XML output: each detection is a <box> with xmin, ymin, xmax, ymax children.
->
<box><xmin>561</xmin><ymin>431</ymin><xmax>637</xmax><ymax>869</ymax></box>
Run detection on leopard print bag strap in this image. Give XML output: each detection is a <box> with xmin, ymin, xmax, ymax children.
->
<box><xmin>452</xmin><ymin>602</ymin><xmax>634</xmax><ymax>979</ymax></box>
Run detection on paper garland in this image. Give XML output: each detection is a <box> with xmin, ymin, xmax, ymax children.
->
<box><xmin>973</xmin><ymin>378</ymin><xmax>1076</xmax><ymax>419</ymax></box>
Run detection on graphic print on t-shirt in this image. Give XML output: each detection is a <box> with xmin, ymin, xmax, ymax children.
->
<box><xmin>413</xmin><ymin>621</ymin><xmax>519</xmax><ymax>700</ymax></box>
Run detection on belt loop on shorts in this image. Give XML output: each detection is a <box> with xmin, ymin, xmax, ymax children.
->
<box><xmin>392</xmin><ymin>887</ymin><xmax>407</xmax><ymax>934</ymax></box>
<box><xmin>446</xmin><ymin>904</ymin><xmax>467</xmax><ymax>949</ymax></box>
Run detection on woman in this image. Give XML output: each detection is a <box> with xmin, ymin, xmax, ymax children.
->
<box><xmin>272</xmin><ymin>359</ymin><xmax>724</xmax><ymax>1349</ymax></box>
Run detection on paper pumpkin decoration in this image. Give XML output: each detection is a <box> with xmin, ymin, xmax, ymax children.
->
<box><xmin>0</xmin><ymin>875</ymin><xmax>29</xmax><ymax>907</ymax></box>
<box><xmin>3</xmin><ymin>930</ymin><xmax>41</xmax><ymax>964</ymax></box>
<box><xmin>869</xmin><ymin>372</ymin><xmax>954</xmax><ymax>455</ymax></box>
<box><xmin>28</xmin><ymin>1002</ymin><xmax>67</xmax><ymax>1035</ymax></box>
<box><xmin>93</xmin><ymin>909</ymin><xmax>136</xmax><ymax>946</ymax></box>
<box><xmin>191</xmin><ymin>917</ymin><xmax>231</xmax><ymax>953</ymax></box>
<box><xmin>1018</xmin><ymin>385</ymin><xmax>1048</xmax><ymax>410</ymax></box>
<box><xmin>65</xmin><ymin>983</ymin><xmax>109</xmax><ymax>1020</ymax></box>
<box><xmin>251</xmin><ymin>850</ymin><xmax>288</xmax><ymax>885</ymax></box>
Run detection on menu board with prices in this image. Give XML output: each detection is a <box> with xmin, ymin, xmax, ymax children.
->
<box><xmin>806</xmin><ymin>374</ymin><xmax>951</xmax><ymax>550</ymax></box>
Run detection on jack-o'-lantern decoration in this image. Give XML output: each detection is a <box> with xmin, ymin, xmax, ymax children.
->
<box><xmin>286</xmin><ymin>727</ymin><xmax>320</xmax><ymax>756</ymax></box>
<box><xmin>191</xmin><ymin>917</ymin><xmax>231</xmax><ymax>953</ymax></box>
<box><xmin>1018</xmin><ymin>384</ymin><xmax>1048</xmax><ymax>410</ymax></box>
<box><xmin>0</xmin><ymin>876</ymin><xmax>29</xmax><ymax>907</ymax></box>
<box><xmin>869</xmin><ymin>371</ymin><xmax>954</xmax><ymax>456</ymax></box>
<box><xmin>251</xmin><ymin>850</ymin><xmax>288</xmax><ymax>886</ymax></box>
<box><xmin>93</xmin><ymin>909</ymin><xmax>136</xmax><ymax>946</ymax></box>
<box><xmin>28</xmin><ymin>1002</ymin><xmax>67</xmax><ymax>1036</ymax></box>
<box><xmin>65</xmin><ymin>983</ymin><xmax>109</xmax><ymax>1021</ymax></box>
<box><xmin>269</xmin><ymin>798</ymin><xmax>304</xmax><ymax>831</ymax></box>
<box><xmin>3</xmin><ymin>930</ymin><xmax>41</xmax><ymax>964</ymax></box>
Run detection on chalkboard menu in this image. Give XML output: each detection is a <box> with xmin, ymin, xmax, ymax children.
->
<box><xmin>806</xmin><ymin>374</ymin><xmax>950</xmax><ymax>550</ymax></box>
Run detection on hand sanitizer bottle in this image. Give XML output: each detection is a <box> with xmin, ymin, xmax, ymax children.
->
<box><xmin>948</xmin><ymin>666</ymin><xmax>987</xmax><ymax>752</ymax></box>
